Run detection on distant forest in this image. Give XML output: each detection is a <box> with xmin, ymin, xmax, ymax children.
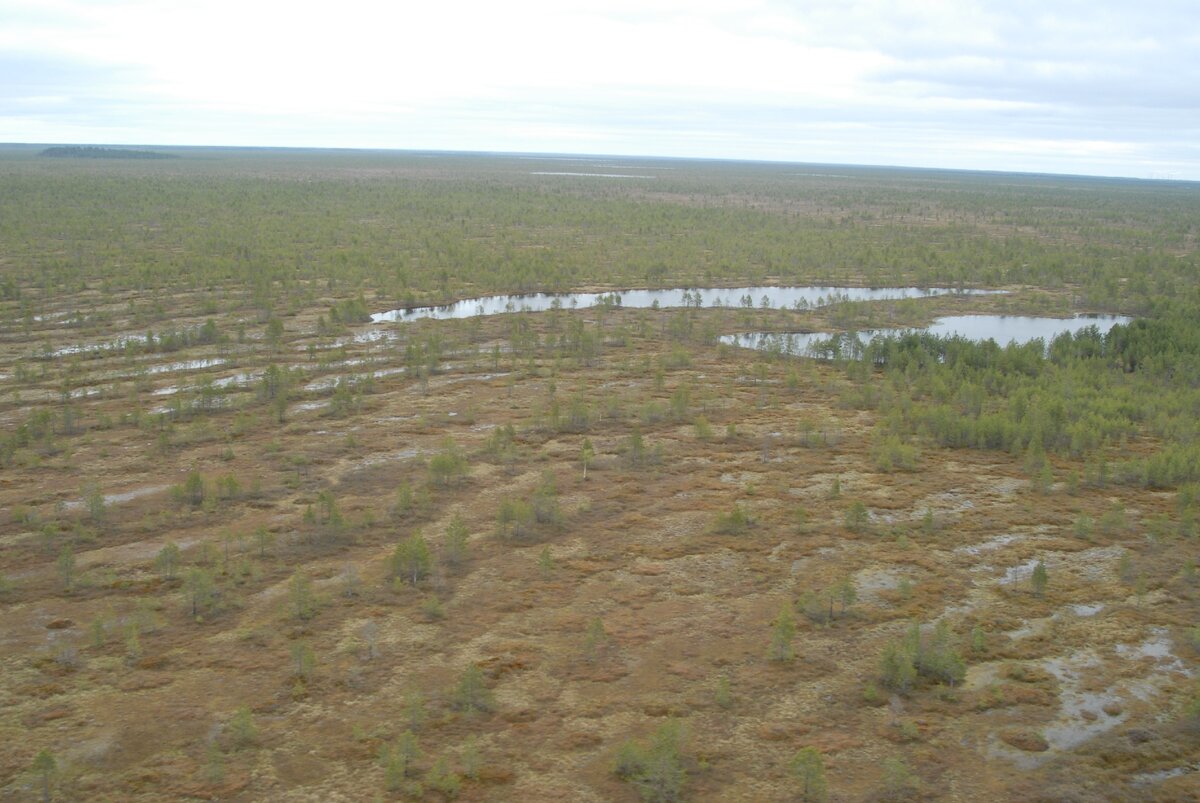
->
<box><xmin>40</xmin><ymin>145</ymin><xmax>177</xmax><ymax>160</ymax></box>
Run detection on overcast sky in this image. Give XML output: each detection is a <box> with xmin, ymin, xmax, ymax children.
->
<box><xmin>3</xmin><ymin>0</ymin><xmax>1198</xmax><ymax>179</ymax></box>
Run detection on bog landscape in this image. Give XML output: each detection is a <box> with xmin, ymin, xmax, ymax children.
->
<box><xmin>2</xmin><ymin>146</ymin><xmax>1199</xmax><ymax>801</ymax></box>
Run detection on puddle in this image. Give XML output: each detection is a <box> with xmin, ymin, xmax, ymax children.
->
<box><xmin>956</xmin><ymin>533</ymin><xmax>1024</xmax><ymax>556</ymax></box>
<box><xmin>1006</xmin><ymin>617</ymin><xmax>1053</xmax><ymax>640</ymax></box>
<box><xmin>1115</xmin><ymin>628</ymin><xmax>1193</xmax><ymax>677</ymax></box>
<box><xmin>436</xmin><ymin>372</ymin><xmax>511</xmax><ymax>385</ymax></box>
<box><xmin>305</xmin><ymin>366</ymin><xmax>408</xmax><ymax>392</ymax></box>
<box><xmin>1066</xmin><ymin>603</ymin><xmax>1104</xmax><ymax>617</ymax></box>
<box><xmin>159</xmin><ymin>370</ymin><xmax>260</xmax><ymax>396</ymax></box>
<box><xmin>989</xmin><ymin>635</ymin><xmax>1187</xmax><ymax>769</ymax></box>
<box><xmin>964</xmin><ymin>661</ymin><xmax>1006</xmax><ymax>691</ymax></box>
<box><xmin>996</xmin><ymin>545</ymin><xmax>1120</xmax><ymax>586</ymax></box>
<box><xmin>852</xmin><ymin>567</ymin><xmax>907</xmax><ymax>604</ymax></box>
<box><xmin>1000</xmin><ymin>558</ymin><xmax>1041</xmax><ymax>585</ymax></box>
<box><xmin>355</xmin><ymin>448</ymin><xmax>424</xmax><ymax>467</ymax></box>
<box><xmin>1038</xmin><ymin>652</ymin><xmax>1129</xmax><ymax>753</ymax></box>
<box><xmin>49</xmin><ymin>333</ymin><xmax>149</xmax><ymax>357</ymax></box>
<box><xmin>146</xmin><ymin>358</ymin><xmax>225</xmax><ymax>374</ymax></box>
<box><xmin>62</xmin><ymin>484</ymin><xmax>170</xmax><ymax>512</ymax></box>
<box><xmin>306</xmin><ymin>376</ymin><xmax>344</xmax><ymax>392</ymax></box>
<box><xmin>983</xmin><ymin>651</ymin><xmax>1131</xmax><ymax>767</ymax></box>
<box><xmin>1131</xmin><ymin>762</ymin><xmax>1200</xmax><ymax>787</ymax></box>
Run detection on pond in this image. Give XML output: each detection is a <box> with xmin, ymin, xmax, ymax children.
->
<box><xmin>719</xmin><ymin>314</ymin><xmax>1131</xmax><ymax>357</ymax></box>
<box><xmin>371</xmin><ymin>286</ymin><xmax>997</xmax><ymax>323</ymax></box>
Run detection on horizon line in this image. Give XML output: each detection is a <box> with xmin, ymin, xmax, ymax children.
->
<box><xmin>3</xmin><ymin>141</ymin><xmax>1197</xmax><ymax>186</ymax></box>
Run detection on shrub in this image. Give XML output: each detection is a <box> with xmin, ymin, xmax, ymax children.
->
<box><xmin>428</xmin><ymin>438</ymin><xmax>468</xmax><ymax>486</ymax></box>
<box><xmin>872</xmin><ymin>434</ymin><xmax>920</xmax><ymax>472</ymax></box>
<box><xmin>879</xmin><ymin>621</ymin><xmax>965</xmax><ymax>693</ymax></box>
<box><xmin>712</xmin><ymin>504</ymin><xmax>754</xmax><ymax>535</ymax></box>
<box><xmin>844</xmin><ymin>501</ymin><xmax>869</xmax><ymax>532</ymax></box>
<box><xmin>426</xmin><ymin>756</ymin><xmax>461</xmax><ymax>797</ymax></box>
<box><xmin>392</xmin><ymin>534</ymin><xmax>433</xmax><ymax>586</ymax></box>
<box><xmin>451</xmin><ymin>665</ymin><xmax>494</xmax><ymax>714</ymax></box>
<box><xmin>613</xmin><ymin>720</ymin><xmax>686</xmax><ymax>803</ymax></box>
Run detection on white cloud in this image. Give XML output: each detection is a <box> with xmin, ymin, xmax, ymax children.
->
<box><xmin>1</xmin><ymin>0</ymin><xmax>1197</xmax><ymax>177</ymax></box>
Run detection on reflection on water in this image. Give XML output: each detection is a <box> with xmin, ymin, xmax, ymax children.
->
<box><xmin>721</xmin><ymin>314</ymin><xmax>1131</xmax><ymax>357</ymax></box>
<box><xmin>372</xmin><ymin>286</ymin><xmax>995</xmax><ymax>323</ymax></box>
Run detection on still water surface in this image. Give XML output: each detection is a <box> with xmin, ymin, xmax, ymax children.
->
<box><xmin>720</xmin><ymin>314</ymin><xmax>1131</xmax><ymax>357</ymax></box>
<box><xmin>372</xmin><ymin>286</ymin><xmax>997</xmax><ymax>323</ymax></box>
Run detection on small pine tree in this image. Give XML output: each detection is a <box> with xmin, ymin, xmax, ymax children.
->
<box><xmin>584</xmin><ymin>617</ymin><xmax>608</xmax><ymax>663</ymax></box>
<box><xmin>790</xmin><ymin>746</ymin><xmax>828</xmax><ymax>802</ymax></box>
<box><xmin>291</xmin><ymin>642</ymin><xmax>315</xmax><ymax>680</ymax></box>
<box><xmin>451</xmin><ymin>664</ymin><xmax>494</xmax><ymax>714</ymax></box>
<box><xmin>1031</xmin><ymin>560</ymin><xmax>1048</xmax><ymax>597</ymax></box>
<box><xmin>31</xmin><ymin>749</ymin><xmax>56</xmax><ymax>803</ymax></box>
<box><xmin>882</xmin><ymin>756</ymin><xmax>918</xmax><ymax>797</ymax></box>
<box><xmin>289</xmin><ymin>570</ymin><xmax>315</xmax><ymax>620</ymax></box>
<box><xmin>405</xmin><ymin>690</ymin><xmax>426</xmax><ymax>732</ymax></box>
<box><xmin>879</xmin><ymin>641</ymin><xmax>917</xmax><ymax>693</ymax></box>
<box><xmin>613</xmin><ymin>720</ymin><xmax>686</xmax><ymax>803</ymax></box>
<box><xmin>443</xmin><ymin>514</ymin><xmax>469</xmax><ymax>570</ymax></box>
<box><xmin>844</xmin><ymin>500</ymin><xmax>869</xmax><ymax>532</ymax></box>
<box><xmin>56</xmin><ymin>547</ymin><xmax>76</xmax><ymax>591</ymax></box>
<box><xmin>227</xmin><ymin>706</ymin><xmax>257</xmax><ymax>750</ymax></box>
<box><xmin>581</xmin><ymin>437</ymin><xmax>595</xmax><ymax>479</ymax></box>
<box><xmin>124</xmin><ymin>622</ymin><xmax>143</xmax><ymax>665</ymax></box>
<box><xmin>768</xmin><ymin>604</ymin><xmax>796</xmax><ymax>662</ymax></box>
<box><xmin>426</xmin><ymin>756</ymin><xmax>461</xmax><ymax>797</ymax></box>
<box><xmin>461</xmin><ymin>736</ymin><xmax>482</xmax><ymax>779</ymax></box>
<box><xmin>184</xmin><ymin>567</ymin><xmax>217</xmax><ymax>618</ymax></box>
<box><xmin>714</xmin><ymin>674</ymin><xmax>733</xmax><ymax>709</ymax></box>
<box><xmin>838</xmin><ymin>578</ymin><xmax>858</xmax><ymax>616</ymax></box>
<box><xmin>971</xmin><ymin>625</ymin><xmax>987</xmax><ymax>653</ymax></box>
<box><xmin>154</xmin><ymin>542</ymin><xmax>181</xmax><ymax>580</ymax></box>
<box><xmin>538</xmin><ymin>546</ymin><xmax>555</xmax><ymax>575</ymax></box>
<box><xmin>392</xmin><ymin>534</ymin><xmax>432</xmax><ymax>586</ymax></box>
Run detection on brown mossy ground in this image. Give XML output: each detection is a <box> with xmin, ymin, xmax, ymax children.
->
<box><xmin>1</xmin><ymin>287</ymin><xmax>1198</xmax><ymax>801</ymax></box>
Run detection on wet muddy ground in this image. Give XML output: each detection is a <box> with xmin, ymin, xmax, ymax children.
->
<box><xmin>1</xmin><ymin>290</ymin><xmax>1197</xmax><ymax>800</ymax></box>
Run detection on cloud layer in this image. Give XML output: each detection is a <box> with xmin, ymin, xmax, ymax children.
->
<box><xmin>3</xmin><ymin>0</ymin><xmax>1198</xmax><ymax>178</ymax></box>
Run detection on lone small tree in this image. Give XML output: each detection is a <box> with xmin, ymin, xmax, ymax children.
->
<box><xmin>56</xmin><ymin>546</ymin><xmax>75</xmax><ymax>592</ymax></box>
<box><xmin>428</xmin><ymin>438</ymin><xmax>468</xmax><ymax>487</ymax></box>
<box><xmin>381</xmin><ymin>730</ymin><xmax>421</xmax><ymax>789</ymax></box>
<box><xmin>291</xmin><ymin>641</ymin><xmax>315</xmax><ymax>680</ymax></box>
<box><xmin>289</xmin><ymin>570</ymin><xmax>316</xmax><ymax>621</ymax></box>
<box><xmin>580</xmin><ymin>437</ymin><xmax>595</xmax><ymax>480</ymax></box>
<box><xmin>227</xmin><ymin>706</ymin><xmax>258</xmax><ymax>750</ymax></box>
<box><xmin>184</xmin><ymin>567</ymin><xmax>217</xmax><ymax>619</ymax></box>
<box><xmin>584</xmin><ymin>617</ymin><xmax>608</xmax><ymax>663</ymax></box>
<box><xmin>844</xmin><ymin>500</ymin><xmax>869</xmax><ymax>533</ymax></box>
<box><xmin>254</xmin><ymin>525</ymin><xmax>275</xmax><ymax>558</ymax></box>
<box><xmin>838</xmin><ymin>577</ymin><xmax>858</xmax><ymax>616</ymax></box>
<box><xmin>443</xmin><ymin>514</ymin><xmax>469</xmax><ymax>570</ymax></box>
<box><xmin>451</xmin><ymin>664</ymin><xmax>494</xmax><ymax>714</ymax></box>
<box><xmin>154</xmin><ymin>542</ymin><xmax>181</xmax><ymax>580</ymax></box>
<box><xmin>790</xmin><ymin>746</ymin><xmax>828</xmax><ymax>802</ymax></box>
<box><xmin>392</xmin><ymin>534</ymin><xmax>432</xmax><ymax>586</ymax></box>
<box><xmin>84</xmin><ymin>481</ymin><xmax>106</xmax><ymax>524</ymax></box>
<box><xmin>31</xmin><ymin>749</ymin><xmax>56</xmax><ymax>803</ymax></box>
<box><xmin>1031</xmin><ymin>560</ymin><xmax>1048</xmax><ymax>597</ymax></box>
<box><xmin>768</xmin><ymin>604</ymin><xmax>796</xmax><ymax>662</ymax></box>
